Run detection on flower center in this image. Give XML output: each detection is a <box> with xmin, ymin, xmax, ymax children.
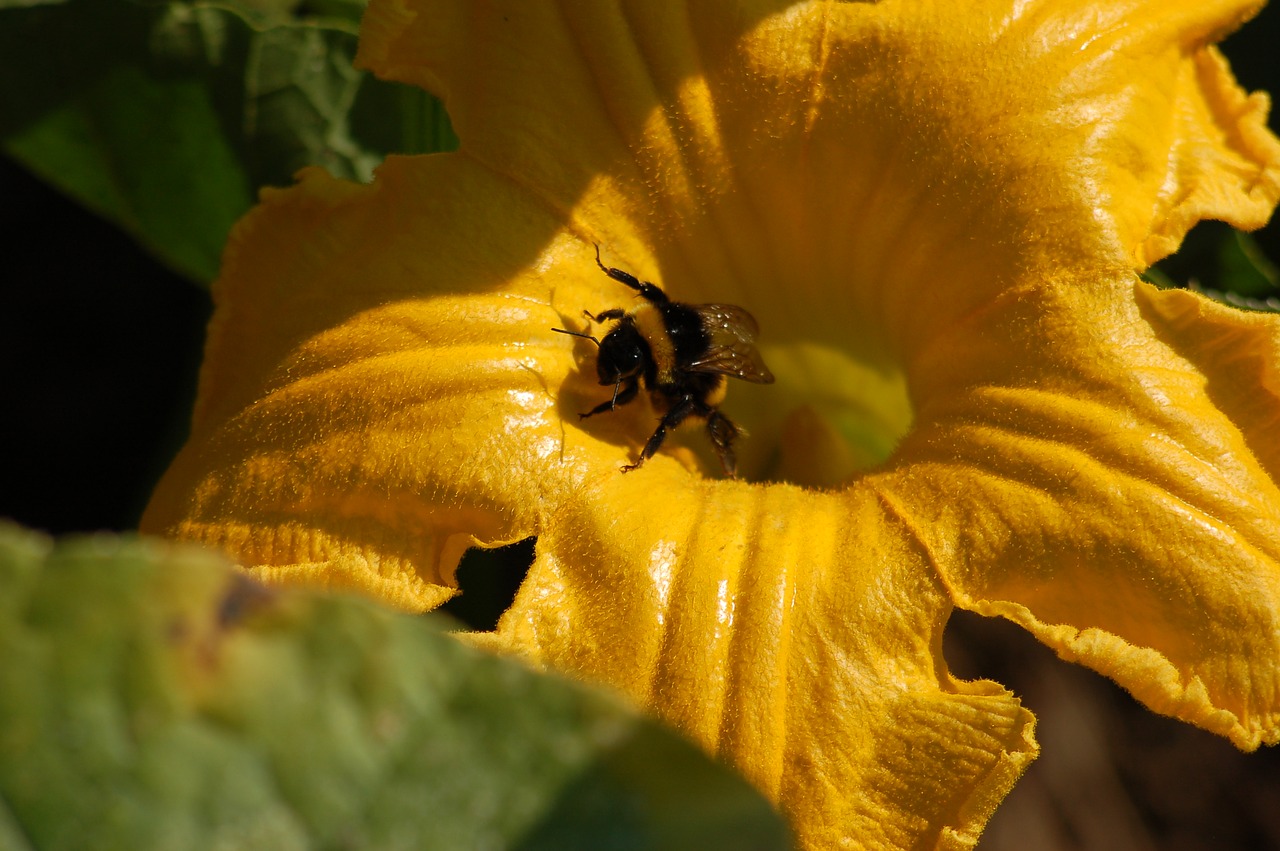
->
<box><xmin>731</xmin><ymin>339</ymin><xmax>912</xmax><ymax>488</ymax></box>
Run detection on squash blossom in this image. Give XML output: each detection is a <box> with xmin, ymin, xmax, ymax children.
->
<box><xmin>143</xmin><ymin>0</ymin><xmax>1280</xmax><ymax>848</ymax></box>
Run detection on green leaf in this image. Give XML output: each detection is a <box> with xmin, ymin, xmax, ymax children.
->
<box><xmin>303</xmin><ymin>0</ymin><xmax>368</xmax><ymax>28</ymax></box>
<box><xmin>1138</xmin><ymin>266</ymin><xmax>1178</xmax><ymax>290</ymax></box>
<box><xmin>133</xmin><ymin>1</ymin><xmax>367</xmax><ymax>31</ymax></box>
<box><xmin>0</xmin><ymin>0</ymin><xmax>454</xmax><ymax>284</ymax></box>
<box><xmin>0</xmin><ymin>2</ymin><xmax>249</xmax><ymax>282</ymax></box>
<box><xmin>0</xmin><ymin>524</ymin><xmax>790</xmax><ymax>851</ymax></box>
<box><xmin>1218</xmin><ymin>230</ymin><xmax>1278</xmax><ymax>297</ymax></box>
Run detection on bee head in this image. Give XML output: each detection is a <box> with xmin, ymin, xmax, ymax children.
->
<box><xmin>596</xmin><ymin>324</ymin><xmax>650</xmax><ymax>384</ymax></box>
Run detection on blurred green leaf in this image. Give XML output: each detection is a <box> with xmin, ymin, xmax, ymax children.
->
<box><xmin>0</xmin><ymin>0</ymin><xmax>454</xmax><ymax>284</ymax></box>
<box><xmin>304</xmin><ymin>0</ymin><xmax>367</xmax><ymax>27</ymax></box>
<box><xmin>0</xmin><ymin>524</ymin><xmax>790</xmax><ymax>851</ymax></box>
<box><xmin>1218</xmin><ymin>229</ymin><xmax>1278</xmax><ymax>296</ymax></box>
<box><xmin>1149</xmin><ymin>221</ymin><xmax>1280</xmax><ymax>311</ymax></box>
<box><xmin>136</xmin><ymin>0</ymin><xmax>367</xmax><ymax>31</ymax></box>
<box><xmin>0</xmin><ymin>2</ymin><xmax>248</xmax><ymax>282</ymax></box>
<box><xmin>132</xmin><ymin>0</ymin><xmax>359</xmax><ymax>31</ymax></box>
<box><xmin>1139</xmin><ymin>265</ymin><xmax>1178</xmax><ymax>290</ymax></box>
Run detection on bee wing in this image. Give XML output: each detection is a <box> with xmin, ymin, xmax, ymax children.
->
<box><xmin>685</xmin><ymin>304</ymin><xmax>776</xmax><ymax>384</ymax></box>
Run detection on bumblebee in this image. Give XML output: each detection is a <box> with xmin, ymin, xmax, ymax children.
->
<box><xmin>554</xmin><ymin>246</ymin><xmax>775</xmax><ymax>477</ymax></box>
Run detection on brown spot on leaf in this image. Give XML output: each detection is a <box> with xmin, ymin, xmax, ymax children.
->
<box><xmin>217</xmin><ymin>574</ymin><xmax>277</xmax><ymax>629</ymax></box>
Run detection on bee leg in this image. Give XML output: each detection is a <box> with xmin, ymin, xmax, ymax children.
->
<box><xmin>593</xmin><ymin>245</ymin><xmax>669</xmax><ymax>306</ymax></box>
<box><xmin>593</xmin><ymin>244</ymin><xmax>642</xmax><ymax>289</ymax></box>
<box><xmin>623</xmin><ymin>397</ymin><xmax>697</xmax><ymax>473</ymax></box>
<box><xmin>583</xmin><ymin>307</ymin><xmax>626</xmax><ymax>324</ymax></box>
<box><xmin>580</xmin><ymin>375</ymin><xmax>639</xmax><ymax>419</ymax></box>
<box><xmin>704</xmin><ymin>411</ymin><xmax>740</xmax><ymax>478</ymax></box>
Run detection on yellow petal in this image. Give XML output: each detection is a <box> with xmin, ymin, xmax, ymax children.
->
<box><xmin>875</xmin><ymin>274</ymin><xmax>1280</xmax><ymax>750</ymax></box>
<box><xmin>491</xmin><ymin>471</ymin><xmax>1036</xmax><ymax>848</ymax></box>
<box><xmin>144</xmin><ymin>158</ymin><xmax>605</xmax><ymax>610</ymax></box>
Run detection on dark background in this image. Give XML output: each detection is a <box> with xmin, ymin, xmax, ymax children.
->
<box><xmin>3</xmin><ymin>7</ymin><xmax>1279</xmax><ymax>848</ymax></box>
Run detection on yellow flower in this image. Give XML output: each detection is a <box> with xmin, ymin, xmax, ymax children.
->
<box><xmin>143</xmin><ymin>0</ymin><xmax>1280</xmax><ymax>847</ymax></box>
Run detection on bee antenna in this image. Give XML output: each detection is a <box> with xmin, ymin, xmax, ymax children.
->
<box><xmin>552</xmin><ymin>327</ymin><xmax>601</xmax><ymax>347</ymax></box>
